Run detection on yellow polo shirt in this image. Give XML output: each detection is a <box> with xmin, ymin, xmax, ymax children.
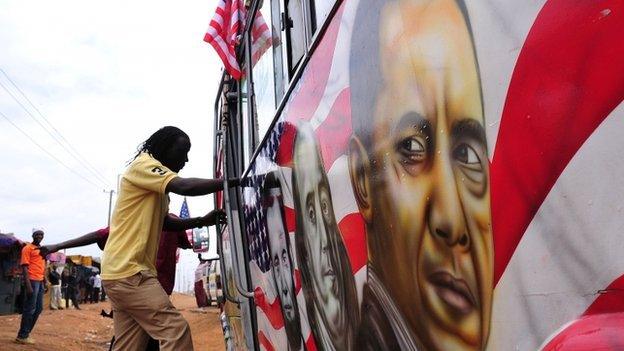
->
<box><xmin>101</xmin><ymin>152</ymin><xmax>178</xmax><ymax>280</ymax></box>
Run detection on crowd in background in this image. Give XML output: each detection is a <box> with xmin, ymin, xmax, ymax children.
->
<box><xmin>48</xmin><ymin>264</ymin><xmax>104</xmax><ymax>310</ymax></box>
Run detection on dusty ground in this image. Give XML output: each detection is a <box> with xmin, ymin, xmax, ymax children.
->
<box><xmin>0</xmin><ymin>293</ymin><xmax>225</xmax><ymax>350</ymax></box>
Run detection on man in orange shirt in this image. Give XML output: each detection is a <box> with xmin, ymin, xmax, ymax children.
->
<box><xmin>15</xmin><ymin>228</ymin><xmax>46</xmax><ymax>345</ymax></box>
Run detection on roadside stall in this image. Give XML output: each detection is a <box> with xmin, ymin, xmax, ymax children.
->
<box><xmin>0</xmin><ymin>232</ymin><xmax>25</xmax><ymax>315</ymax></box>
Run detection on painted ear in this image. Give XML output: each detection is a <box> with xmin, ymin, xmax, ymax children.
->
<box><xmin>348</xmin><ymin>136</ymin><xmax>373</xmax><ymax>222</ymax></box>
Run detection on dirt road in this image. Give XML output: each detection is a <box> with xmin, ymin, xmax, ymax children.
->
<box><xmin>0</xmin><ymin>294</ymin><xmax>225</xmax><ymax>350</ymax></box>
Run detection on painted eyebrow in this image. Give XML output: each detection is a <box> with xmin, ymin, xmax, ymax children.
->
<box><xmin>451</xmin><ymin>119</ymin><xmax>486</xmax><ymax>146</ymax></box>
<box><xmin>393</xmin><ymin>111</ymin><xmax>432</xmax><ymax>135</ymax></box>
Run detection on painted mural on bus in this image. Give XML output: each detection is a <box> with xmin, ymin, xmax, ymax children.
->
<box><xmin>221</xmin><ymin>0</ymin><xmax>624</xmax><ymax>349</ymax></box>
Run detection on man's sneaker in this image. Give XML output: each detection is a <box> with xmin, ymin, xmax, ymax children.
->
<box><xmin>15</xmin><ymin>337</ymin><xmax>35</xmax><ymax>344</ymax></box>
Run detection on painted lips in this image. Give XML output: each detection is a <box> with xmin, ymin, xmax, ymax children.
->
<box><xmin>429</xmin><ymin>271</ymin><xmax>476</xmax><ymax>315</ymax></box>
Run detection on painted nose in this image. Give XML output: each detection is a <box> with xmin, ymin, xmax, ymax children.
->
<box><xmin>318</xmin><ymin>210</ymin><xmax>329</xmax><ymax>250</ymax></box>
<box><xmin>434</xmin><ymin>227</ymin><xmax>470</xmax><ymax>248</ymax></box>
<box><xmin>429</xmin><ymin>148</ymin><xmax>469</xmax><ymax>250</ymax></box>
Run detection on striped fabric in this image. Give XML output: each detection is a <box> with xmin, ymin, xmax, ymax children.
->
<box><xmin>204</xmin><ymin>0</ymin><xmax>244</xmax><ymax>79</ymax></box>
<box><xmin>250</xmin><ymin>11</ymin><xmax>273</xmax><ymax>66</ymax></box>
<box><xmin>204</xmin><ymin>0</ymin><xmax>274</xmax><ymax>80</ymax></box>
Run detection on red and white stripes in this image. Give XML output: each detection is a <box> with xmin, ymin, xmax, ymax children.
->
<box><xmin>204</xmin><ymin>0</ymin><xmax>275</xmax><ymax>80</ymax></box>
<box><xmin>204</xmin><ymin>0</ymin><xmax>244</xmax><ymax>79</ymax></box>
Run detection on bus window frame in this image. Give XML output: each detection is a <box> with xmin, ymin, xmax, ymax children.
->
<box><xmin>281</xmin><ymin>0</ymin><xmax>313</xmax><ymax>79</ymax></box>
<box><xmin>244</xmin><ymin>32</ymin><xmax>260</xmax><ymax>160</ymax></box>
<box><xmin>214</xmin><ymin>76</ymin><xmax>262</xmax><ymax>351</ymax></box>
<box><xmin>241</xmin><ymin>0</ymin><xmax>338</xmax><ymax>156</ymax></box>
<box><xmin>210</xmin><ymin>1</ymin><xmax>342</xmax><ymax>348</ymax></box>
<box><xmin>238</xmin><ymin>0</ymin><xmax>343</xmax><ymax>179</ymax></box>
<box><xmin>271</xmin><ymin>0</ymin><xmax>286</xmax><ymax>101</ymax></box>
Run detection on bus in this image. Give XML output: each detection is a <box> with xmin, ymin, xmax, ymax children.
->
<box><xmin>212</xmin><ymin>0</ymin><xmax>624</xmax><ymax>349</ymax></box>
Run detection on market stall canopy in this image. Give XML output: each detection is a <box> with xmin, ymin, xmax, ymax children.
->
<box><xmin>0</xmin><ymin>232</ymin><xmax>24</xmax><ymax>253</ymax></box>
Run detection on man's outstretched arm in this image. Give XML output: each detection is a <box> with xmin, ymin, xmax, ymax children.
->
<box><xmin>39</xmin><ymin>231</ymin><xmax>102</xmax><ymax>257</ymax></box>
<box><xmin>163</xmin><ymin>210</ymin><xmax>225</xmax><ymax>232</ymax></box>
<box><xmin>165</xmin><ymin>177</ymin><xmax>239</xmax><ymax>196</ymax></box>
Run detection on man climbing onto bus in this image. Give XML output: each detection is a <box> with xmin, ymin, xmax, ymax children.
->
<box><xmin>97</xmin><ymin>126</ymin><xmax>236</xmax><ymax>351</ymax></box>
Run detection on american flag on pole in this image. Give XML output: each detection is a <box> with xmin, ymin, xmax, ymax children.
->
<box><xmin>178</xmin><ymin>197</ymin><xmax>191</xmax><ymax>262</ymax></box>
<box><xmin>179</xmin><ymin>197</ymin><xmax>190</xmax><ymax>219</ymax></box>
<box><xmin>204</xmin><ymin>0</ymin><xmax>244</xmax><ymax>79</ymax></box>
<box><xmin>204</xmin><ymin>0</ymin><xmax>275</xmax><ymax>80</ymax></box>
<box><xmin>250</xmin><ymin>11</ymin><xmax>274</xmax><ymax>66</ymax></box>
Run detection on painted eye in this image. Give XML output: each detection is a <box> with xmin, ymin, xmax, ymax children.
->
<box><xmin>273</xmin><ymin>256</ymin><xmax>279</xmax><ymax>268</ymax></box>
<box><xmin>282</xmin><ymin>250</ymin><xmax>289</xmax><ymax>265</ymax></box>
<box><xmin>398</xmin><ymin>136</ymin><xmax>426</xmax><ymax>162</ymax></box>
<box><xmin>403</xmin><ymin>138</ymin><xmax>424</xmax><ymax>152</ymax></box>
<box><xmin>307</xmin><ymin>206</ymin><xmax>316</xmax><ymax>222</ymax></box>
<box><xmin>321</xmin><ymin>200</ymin><xmax>329</xmax><ymax>216</ymax></box>
<box><xmin>453</xmin><ymin>143</ymin><xmax>480</xmax><ymax>165</ymax></box>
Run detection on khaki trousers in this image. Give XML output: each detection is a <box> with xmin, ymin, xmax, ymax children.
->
<box><xmin>103</xmin><ymin>271</ymin><xmax>194</xmax><ymax>351</ymax></box>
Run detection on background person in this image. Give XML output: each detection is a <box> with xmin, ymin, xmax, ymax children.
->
<box><xmin>48</xmin><ymin>265</ymin><xmax>62</xmax><ymax>310</ymax></box>
<box><xmin>66</xmin><ymin>267</ymin><xmax>81</xmax><ymax>310</ymax></box>
<box><xmin>61</xmin><ymin>269</ymin><xmax>69</xmax><ymax>307</ymax></box>
<box><xmin>15</xmin><ymin>229</ymin><xmax>46</xmax><ymax>345</ymax></box>
<box><xmin>84</xmin><ymin>272</ymin><xmax>94</xmax><ymax>304</ymax></box>
<box><xmin>92</xmin><ymin>273</ymin><xmax>102</xmax><ymax>303</ymax></box>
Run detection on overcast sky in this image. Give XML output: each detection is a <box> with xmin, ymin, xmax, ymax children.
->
<box><xmin>0</xmin><ymin>0</ymin><xmax>223</xmax><ymax>291</ymax></box>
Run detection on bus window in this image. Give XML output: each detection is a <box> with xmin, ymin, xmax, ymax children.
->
<box><xmin>284</xmin><ymin>0</ymin><xmax>307</xmax><ymax>76</ymax></box>
<box><xmin>251</xmin><ymin>1</ymin><xmax>278</xmax><ymax>143</ymax></box>
<box><xmin>312</xmin><ymin>0</ymin><xmax>335</xmax><ymax>31</ymax></box>
<box><xmin>271</xmin><ymin>0</ymin><xmax>286</xmax><ymax>100</ymax></box>
<box><xmin>240</xmin><ymin>77</ymin><xmax>253</xmax><ymax>168</ymax></box>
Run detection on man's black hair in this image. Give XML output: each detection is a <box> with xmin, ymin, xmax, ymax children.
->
<box><xmin>133</xmin><ymin>126</ymin><xmax>189</xmax><ymax>163</ymax></box>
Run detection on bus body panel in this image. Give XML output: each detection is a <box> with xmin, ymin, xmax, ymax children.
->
<box><xmin>217</xmin><ymin>0</ymin><xmax>624</xmax><ymax>349</ymax></box>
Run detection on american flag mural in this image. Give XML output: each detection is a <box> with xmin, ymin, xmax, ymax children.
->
<box><xmin>233</xmin><ymin>0</ymin><xmax>624</xmax><ymax>350</ymax></box>
<box><xmin>240</xmin><ymin>1</ymin><xmax>359</xmax><ymax>349</ymax></box>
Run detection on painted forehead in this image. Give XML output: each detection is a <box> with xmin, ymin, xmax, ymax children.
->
<box><xmin>293</xmin><ymin>136</ymin><xmax>324</xmax><ymax>192</ymax></box>
<box><xmin>268</xmin><ymin>229</ymin><xmax>287</xmax><ymax>251</ymax></box>
<box><xmin>381</xmin><ymin>1</ymin><xmax>476</xmax><ymax>80</ymax></box>
<box><xmin>379</xmin><ymin>0</ymin><xmax>483</xmax><ymax>122</ymax></box>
